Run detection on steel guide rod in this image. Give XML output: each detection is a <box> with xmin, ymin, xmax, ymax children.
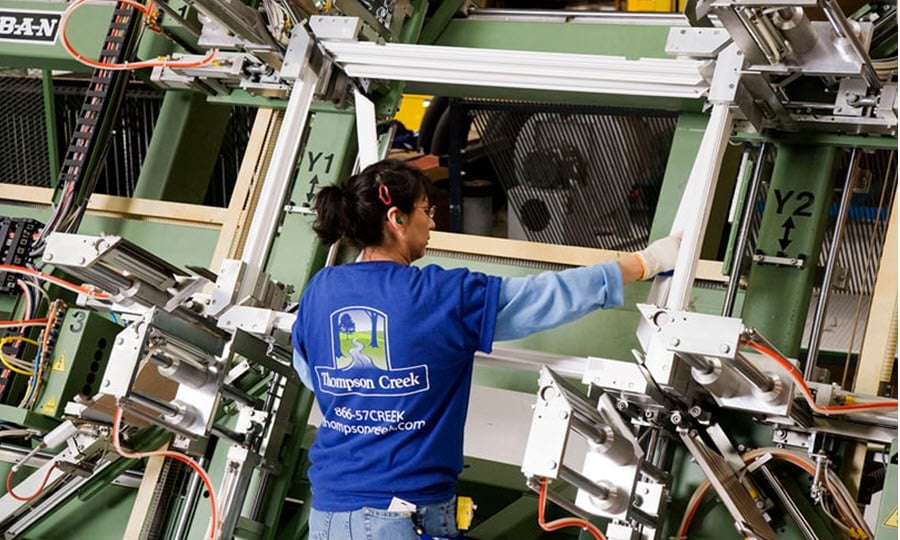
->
<box><xmin>723</xmin><ymin>143</ymin><xmax>771</xmax><ymax>317</ymax></box>
<box><xmin>804</xmin><ymin>147</ymin><xmax>861</xmax><ymax>380</ymax></box>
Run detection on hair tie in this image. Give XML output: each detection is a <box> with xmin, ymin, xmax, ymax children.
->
<box><xmin>378</xmin><ymin>183</ymin><xmax>392</xmax><ymax>206</ymax></box>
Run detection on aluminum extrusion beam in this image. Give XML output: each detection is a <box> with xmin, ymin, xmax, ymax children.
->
<box><xmin>238</xmin><ymin>68</ymin><xmax>319</xmax><ymax>290</ymax></box>
<box><xmin>319</xmin><ymin>41</ymin><xmax>709</xmax><ymax>99</ymax></box>
<box><xmin>654</xmin><ymin>103</ymin><xmax>735</xmax><ymax>309</ymax></box>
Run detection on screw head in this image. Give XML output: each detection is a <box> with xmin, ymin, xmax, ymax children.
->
<box><xmin>720</xmin><ymin>344</ymin><xmax>731</xmax><ymax>354</ymax></box>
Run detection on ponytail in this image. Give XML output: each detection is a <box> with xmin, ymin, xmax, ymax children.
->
<box><xmin>312</xmin><ymin>185</ymin><xmax>348</xmax><ymax>245</ymax></box>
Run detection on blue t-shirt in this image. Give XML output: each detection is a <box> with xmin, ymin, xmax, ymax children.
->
<box><xmin>292</xmin><ymin>261</ymin><xmax>502</xmax><ymax>511</ymax></box>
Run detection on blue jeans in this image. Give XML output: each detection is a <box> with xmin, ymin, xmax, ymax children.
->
<box><xmin>309</xmin><ymin>497</ymin><xmax>460</xmax><ymax>540</ymax></box>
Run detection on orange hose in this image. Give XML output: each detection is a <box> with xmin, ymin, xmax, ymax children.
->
<box><xmin>537</xmin><ymin>477</ymin><xmax>606</xmax><ymax>540</ymax></box>
<box><xmin>677</xmin><ymin>452</ymin><xmax>816</xmax><ymax>538</ymax></box>
<box><xmin>0</xmin><ymin>318</ymin><xmax>49</xmax><ymax>328</ymax></box>
<box><xmin>6</xmin><ymin>464</ymin><xmax>58</xmax><ymax>502</ymax></box>
<box><xmin>113</xmin><ymin>408</ymin><xmax>219</xmax><ymax>540</ymax></box>
<box><xmin>741</xmin><ymin>341</ymin><xmax>899</xmax><ymax>415</ymax></box>
<box><xmin>60</xmin><ymin>0</ymin><xmax>218</xmax><ymax>71</ymax></box>
<box><xmin>0</xmin><ymin>265</ymin><xmax>110</xmax><ymax>299</ymax></box>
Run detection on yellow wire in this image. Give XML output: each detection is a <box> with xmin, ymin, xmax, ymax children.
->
<box><xmin>0</xmin><ymin>352</ymin><xmax>33</xmax><ymax>376</ymax></box>
<box><xmin>0</xmin><ymin>336</ymin><xmax>40</xmax><ymax>347</ymax></box>
<box><xmin>0</xmin><ymin>336</ymin><xmax>40</xmax><ymax>376</ymax></box>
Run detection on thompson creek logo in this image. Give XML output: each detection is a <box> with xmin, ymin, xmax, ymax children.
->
<box><xmin>315</xmin><ymin>306</ymin><xmax>429</xmax><ymax>397</ymax></box>
<box><xmin>0</xmin><ymin>10</ymin><xmax>61</xmax><ymax>44</ymax></box>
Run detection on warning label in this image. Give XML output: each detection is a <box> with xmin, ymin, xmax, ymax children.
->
<box><xmin>884</xmin><ymin>506</ymin><xmax>898</xmax><ymax>528</ymax></box>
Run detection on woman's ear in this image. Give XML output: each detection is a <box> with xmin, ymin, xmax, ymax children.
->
<box><xmin>386</xmin><ymin>207</ymin><xmax>404</xmax><ymax>229</ymax></box>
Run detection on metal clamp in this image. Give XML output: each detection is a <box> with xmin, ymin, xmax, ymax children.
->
<box><xmin>751</xmin><ymin>254</ymin><xmax>805</xmax><ymax>268</ymax></box>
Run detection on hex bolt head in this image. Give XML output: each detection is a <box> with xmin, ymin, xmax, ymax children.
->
<box><xmin>720</xmin><ymin>344</ymin><xmax>730</xmax><ymax>354</ymax></box>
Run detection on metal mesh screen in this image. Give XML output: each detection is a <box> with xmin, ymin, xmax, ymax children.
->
<box><xmin>1</xmin><ymin>75</ymin><xmax>254</xmax><ymax>207</ymax></box>
<box><xmin>467</xmin><ymin>102</ymin><xmax>677</xmax><ymax>252</ymax></box>
<box><xmin>0</xmin><ymin>76</ymin><xmax>50</xmax><ymax>186</ymax></box>
<box><xmin>54</xmin><ymin>80</ymin><xmax>163</xmax><ymax>197</ymax></box>
<box><xmin>818</xmin><ymin>149</ymin><xmax>896</xmax><ymax>296</ymax></box>
<box><xmin>204</xmin><ymin>105</ymin><xmax>257</xmax><ymax>207</ymax></box>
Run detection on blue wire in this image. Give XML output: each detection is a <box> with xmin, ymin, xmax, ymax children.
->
<box><xmin>21</xmin><ymin>345</ymin><xmax>42</xmax><ymax>407</ymax></box>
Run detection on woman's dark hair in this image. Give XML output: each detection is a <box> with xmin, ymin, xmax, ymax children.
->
<box><xmin>313</xmin><ymin>159</ymin><xmax>433</xmax><ymax>248</ymax></box>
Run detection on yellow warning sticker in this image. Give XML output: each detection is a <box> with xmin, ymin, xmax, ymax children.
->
<box><xmin>42</xmin><ymin>395</ymin><xmax>57</xmax><ymax>414</ymax></box>
<box><xmin>52</xmin><ymin>354</ymin><xmax>66</xmax><ymax>372</ymax></box>
<box><xmin>884</xmin><ymin>506</ymin><xmax>898</xmax><ymax>528</ymax></box>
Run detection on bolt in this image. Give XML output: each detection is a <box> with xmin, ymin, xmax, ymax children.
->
<box><xmin>670</xmin><ymin>411</ymin><xmax>683</xmax><ymax>425</ymax></box>
<box><xmin>117</xmin><ymin>337</ymin><xmax>125</xmax><ymax>345</ymax></box>
<box><xmin>616</xmin><ymin>401</ymin><xmax>628</xmax><ymax>411</ymax></box>
<box><xmin>720</xmin><ymin>344</ymin><xmax>730</xmax><ymax>354</ymax></box>
<box><xmin>559</xmin><ymin>411</ymin><xmax>569</xmax><ymax>420</ymax></box>
<box><xmin>670</xmin><ymin>338</ymin><xmax>681</xmax><ymax>347</ymax></box>
<box><xmin>44</xmin><ymin>253</ymin><xmax>53</xmax><ymax>261</ymax></box>
<box><xmin>689</xmin><ymin>405</ymin><xmax>703</xmax><ymax>417</ymax></box>
<box><xmin>103</xmin><ymin>380</ymin><xmax>110</xmax><ymax>387</ymax></box>
<box><xmin>78</xmin><ymin>257</ymin><xmax>85</xmax><ymax>264</ymax></box>
<box><xmin>547</xmin><ymin>460</ymin><xmax>557</xmax><ymax>470</ymax></box>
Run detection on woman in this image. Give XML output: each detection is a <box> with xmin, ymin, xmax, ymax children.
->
<box><xmin>291</xmin><ymin>159</ymin><xmax>680</xmax><ymax>540</ymax></box>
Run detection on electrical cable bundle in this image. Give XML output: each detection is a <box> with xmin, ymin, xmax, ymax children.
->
<box><xmin>676</xmin><ymin>447</ymin><xmax>874</xmax><ymax>539</ymax></box>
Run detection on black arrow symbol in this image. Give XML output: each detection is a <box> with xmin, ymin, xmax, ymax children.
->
<box><xmin>306</xmin><ymin>174</ymin><xmax>319</xmax><ymax>203</ymax></box>
<box><xmin>779</xmin><ymin>216</ymin><xmax>795</xmax><ymax>250</ymax></box>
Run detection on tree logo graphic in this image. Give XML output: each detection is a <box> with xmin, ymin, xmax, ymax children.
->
<box><xmin>316</xmin><ymin>306</ymin><xmax>429</xmax><ymax>397</ymax></box>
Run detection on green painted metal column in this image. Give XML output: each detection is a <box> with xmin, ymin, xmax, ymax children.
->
<box><xmin>740</xmin><ymin>144</ymin><xmax>838</xmax><ymax>357</ymax></box>
<box><xmin>265</xmin><ymin>107</ymin><xmax>359</xmax><ymax>296</ymax></box>
<box><xmin>651</xmin><ymin>112</ymin><xmax>707</xmax><ymax>241</ymax></box>
<box><xmin>132</xmin><ymin>91</ymin><xmax>232</xmax><ymax>203</ymax></box>
<box><xmin>652</xmin><ymin>111</ymin><xmax>744</xmax><ymax>257</ymax></box>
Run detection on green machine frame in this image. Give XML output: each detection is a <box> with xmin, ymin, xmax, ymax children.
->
<box><xmin>0</xmin><ymin>1</ymin><xmax>896</xmax><ymax>539</ymax></box>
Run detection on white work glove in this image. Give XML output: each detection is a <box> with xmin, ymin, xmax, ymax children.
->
<box><xmin>636</xmin><ymin>233</ymin><xmax>682</xmax><ymax>280</ymax></box>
